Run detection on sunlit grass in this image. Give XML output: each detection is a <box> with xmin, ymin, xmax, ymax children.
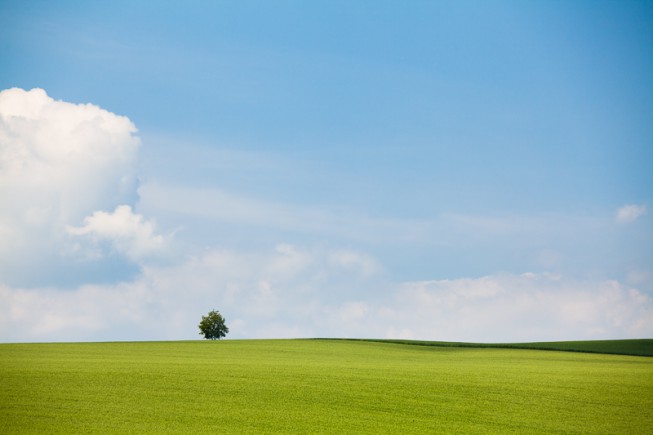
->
<box><xmin>1</xmin><ymin>340</ymin><xmax>652</xmax><ymax>433</ymax></box>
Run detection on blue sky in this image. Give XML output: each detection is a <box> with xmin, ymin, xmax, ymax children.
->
<box><xmin>1</xmin><ymin>1</ymin><xmax>652</xmax><ymax>342</ymax></box>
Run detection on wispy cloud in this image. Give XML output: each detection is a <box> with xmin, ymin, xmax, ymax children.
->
<box><xmin>138</xmin><ymin>182</ymin><xmax>432</xmax><ymax>244</ymax></box>
<box><xmin>615</xmin><ymin>204</ymin><xmax>647</xmax><ymax>224</ymax></box>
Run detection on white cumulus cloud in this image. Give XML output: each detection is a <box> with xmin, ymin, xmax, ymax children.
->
<box><xmin>0</xmin><ymin>87</ymin><xmax>140</xmax><ymax>224</ymax></box>
<box><xmin>0</xmin><ymin>87</ymin><xmax>143</xmax><ymax>285</ymax></box>
<box><xmin>67</xmin><ymin>205</ymin><xmax>168</xmax><ymax>261</ymax></box>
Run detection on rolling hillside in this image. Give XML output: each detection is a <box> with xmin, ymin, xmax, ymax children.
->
<box><xmin>2</xmin><ymin>339</ymin><xmax>652</xmax><ymax>433</ymax></box>
<box><xmin>332</xmin><ymin>338</ymin><xmax>653</xmax><ymax>356</ymax></box>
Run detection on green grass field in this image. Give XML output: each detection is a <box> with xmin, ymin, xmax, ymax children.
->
<box><xmin>1</xmin><ymin>339</ymin><xmax>652</xmax><ymax>433</ymax></box>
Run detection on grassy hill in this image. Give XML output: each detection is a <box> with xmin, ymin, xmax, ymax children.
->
<box><xmin>1</xmin><ymin>339</ymin><xmax>652</xmax><ymax>433</ymax></box>
<box><xmin>332</xmin><ymin>338</ymin><xmax>653</xmax><ymax>356</ymax></box>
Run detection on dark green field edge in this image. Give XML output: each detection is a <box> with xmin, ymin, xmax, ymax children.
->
<box><xmin>314</xmin><ymin>338</ymin><xmax>653</xmax><ymax>357</ymax></box>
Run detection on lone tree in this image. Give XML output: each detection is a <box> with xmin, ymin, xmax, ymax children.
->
<box><xmin>198</xmin><ymin>309</ymin><xmax>229</xmax><ymax>340</ymax></box>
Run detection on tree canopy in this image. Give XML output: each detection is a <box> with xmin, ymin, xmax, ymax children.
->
<box><xmin>198</xmin><ymin>310</ymin><xmax>229</xmax><ymax>340</ymax></box>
